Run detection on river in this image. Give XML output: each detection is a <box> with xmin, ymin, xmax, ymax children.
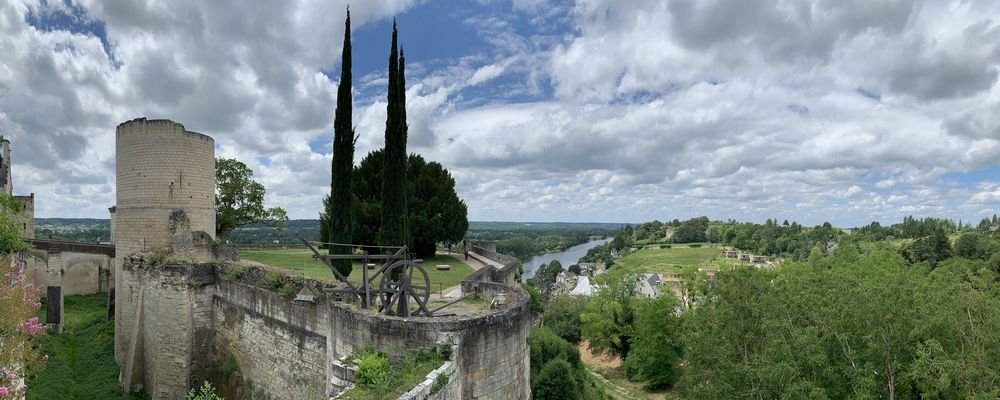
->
<box><xmin>521</xmin><ymin>237</ymin><xmax>612</xmax><ymax>281</ymax></box>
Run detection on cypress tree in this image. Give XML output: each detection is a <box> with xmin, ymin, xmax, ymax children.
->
<box><xmin>328</xmin><ymin>8</ymin><xmax>354</xmax><ymax>276</ymax></box>
<box><xmin>380</xmin><ymin>20</ymin><xmax>409</xmax><ymax>249</ymax></box>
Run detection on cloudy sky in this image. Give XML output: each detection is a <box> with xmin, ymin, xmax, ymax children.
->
<box><xmin>1</xmin><ymin>0</ymin><xmax>999</xmax><ymax>226</ymax></box>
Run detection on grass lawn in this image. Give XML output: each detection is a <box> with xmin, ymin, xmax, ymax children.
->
<box><xmin>617</xmin><ymin>247</ymin><xmax>720</xmax><ymax>275</ymax></box>
<box><xmin>28</xmin><ymin>293</ymin><xmax>149</xmax><ymax>400</ymax></box>
<box><xmin>240</xmin><ymin>249</ymin><xmax>475</xmax><ymax>293</ymax></box>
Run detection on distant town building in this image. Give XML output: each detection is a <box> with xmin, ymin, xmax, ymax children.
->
<box><xmin>635</xmin><ymin>273</ymin><xmax>662</xmax><ymax>298</ymax></box>
<box><xmin>569</xmin><ymin>276</ymin><xmax>594</xmax><ymax>296</ymax></box>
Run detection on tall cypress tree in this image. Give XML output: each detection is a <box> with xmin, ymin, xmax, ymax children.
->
<box><xmin>380</xmin><ymin>20</ymin><xmax>408</xmax><ymax>249</ymax></box>
<box><xmin>328</xmin><ymin>8</ymin><xmax>354</xmax><ymax>276</ymax></box>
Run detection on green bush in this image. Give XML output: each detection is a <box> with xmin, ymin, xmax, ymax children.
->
<box><xmin>522</xmin><ymin>283</ymin><xmax>545</xmax><ymax>313</ymax></box>
<box><xmin>688</xmin><ymin>244</ymin><xmax>702</xmax><ymax>248</ymax></box>
<box><xmin>226</xmin><ymin>265</ymin><xmax>248</xmax><ymax>280</ymax></box>
<box><xmin>186</xmin><ymin>381</ymin><xmax>223</xmax><ymax>400</ymax></box>
<box><xmin>355</xmin><ymin>351</ymin><xmax>392</xmax><ymax>390</ymax></box>
<box><xmin>430</xmin><ymin>373</ymin><xmax>449</xmax><ymax>395</ymax></box>
<box><xmin>264</xmin><ymin>271</ymin><xmax>285</xmax><ymax>290</ymax></box>
<box><xmin>437</xmin><ymin>343</ymin><xmax>453</xmax><ymax>361</ymax></box>
<box><xmin>220</xmin><ymin>355</ymin><xmax>239</xmax><ymax>377</ymax></box>
<box><xmin>660</xmin><ymin>244</ymin><xmax>671</xmax><ymax>249</ymax></box>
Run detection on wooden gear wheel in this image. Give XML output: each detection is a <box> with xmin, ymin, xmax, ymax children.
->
<box><xmin>378</xmin><ymin>260</ymin><xmax>432</xmax><ymax>316</ymax></box>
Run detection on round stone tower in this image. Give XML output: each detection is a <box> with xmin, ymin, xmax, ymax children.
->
<box><xmin>114</xmin><ymin>117</ymin><xmax>216</xmax><ymax>255</ymax></box>
<box><xmin>113</xmin><ymin>118</ymin><xmax>215</xmax><ymax>386</ymax></box>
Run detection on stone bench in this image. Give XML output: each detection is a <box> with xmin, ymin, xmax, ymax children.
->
<box><xmin>436</xmin><ymin>264</ymin><xmax>451</xmax><ymax>271</ymax></box>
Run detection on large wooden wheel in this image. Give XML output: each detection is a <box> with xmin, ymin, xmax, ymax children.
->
<box><xmin>379</xmin><ymin>260</ymin><xmax>431</xmax><ymax>317</ymax></box>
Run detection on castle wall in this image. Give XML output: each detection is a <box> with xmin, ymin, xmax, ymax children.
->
<box><xmin>328</xmin><ymin>283</ymin><xmax>531</xmax><ymax>399</ymax></box>
<box><xmin>120</xmin><ymin>264</ymin><xmax>216</xmax><ymax>399</ymax></box>
<box><xmin>212</xmin><ymin>280</ymin><xmax>329</xmax><ymax>399</ymax></box>
<box><xmin>22</xmin><ymin>249</ymin><xmax>113</xmax><ymax>296</ymax></box>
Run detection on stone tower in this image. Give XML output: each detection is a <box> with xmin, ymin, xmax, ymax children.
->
<box><xmin>112</xmin><ymin>118</ymin><xmax>216</xmax><ymax>390</ymax></box>
<box><xmin>1</xmin><ymin>135</ymin><xmax>35</xmax><ymax>239</ymax></box>
<box><xmin>1</xmin><ymin>135</ymin><xmax>12</xmax><ymax>195</ymax></box>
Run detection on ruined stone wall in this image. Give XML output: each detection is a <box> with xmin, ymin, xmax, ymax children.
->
<box><xmin>114</xmin><ymin>117</ymin><xmax>215</xmax><ymax>380</ymax></box>
<box><xmin>14</xmin><ymin>194</ymin><xmax>33</xmax><ymax>239</ymax></box>
<box><xmin>120</xmin><ymin>264</ymin><xmax>216</xmax><ymax>399</ymax></box>
<box><xmin>328</xmin><ymin>288</ymin><xmax>531</xmax><ymax>399</ymax></box>
<box><xmin>23</xmin><ymin>249</ymin><xmax>113</xmax><ymax>296</ymax></box>
<box><xmin>212</xmin><ymin>280</ymin><xmax>329</xmax><ymax>399</ymax></box>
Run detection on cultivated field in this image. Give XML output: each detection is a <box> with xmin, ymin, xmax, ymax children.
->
<box><xmin>616</xmin><ymin>246</ymin><xmax>720</xmax><ymax>274</ymax></box>
<box><xmin>239</xmin><ymin>248</ymin><xmax>476</xmax><ymax>292</ymax></box>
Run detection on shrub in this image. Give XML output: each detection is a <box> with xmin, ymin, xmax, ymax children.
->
<box><xmin>186</xmin><ymin>381</ymin><xmax>223</xmax><ymax>400</ymax></box>
<box><xmin>264</xmin><ymin>271</ymin><xmax>285</xmax><ymax>290</ymax></box>
<box><xmin>437</xmin><ymin>343</ymin><xmax>453</xmax><ymax>361</ymax></box>
<box><xmin>522</xmin><ymin>283</ymin><xmax>544</xmax><ymax>313</ymax></box>
<box><xmin>220</xmin><ymin>355</ymin><xmax>239</xmax><ymax>377</ymax></box>
<box><xmin>430</xmin><ymin>373</ymin><xmax>449</xmax><ymax>395</ymax></box>
<box><xmin>688</xmin><ymin>244</ymin><xmax>702</xmax><ymax>248</ymax></box>
<box><xmin>660</xmin><ymin>245</ymin><xmax>671</xmax><ymax>249</ymax></box>
<box><xmin>226</xmin><ymin>265</ymin><xmax>248</xmax><ymax>280</ymax></box>
<box><xmin>355</xmin><ymin>351</ymin><xmax>392</xmax><ymax>390</ymax></box>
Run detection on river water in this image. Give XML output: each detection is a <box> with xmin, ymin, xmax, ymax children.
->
<box><xmin>521</xmin><ymin>238</ymin><xmax>612</xmax><ymax>281</ymax></box>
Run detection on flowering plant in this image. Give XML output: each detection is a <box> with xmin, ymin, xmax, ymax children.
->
<box><xmin>0</xmin><ymin>192</ymin><xmax>46</xmax><ymax>399</ymax></box>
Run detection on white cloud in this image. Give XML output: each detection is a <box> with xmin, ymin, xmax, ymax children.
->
<box><xmin>0</xmin><ymin>0</ymin><xmax>998</xmax><ymax>227</ymax></box>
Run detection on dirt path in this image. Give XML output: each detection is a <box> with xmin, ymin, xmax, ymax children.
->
<box><xmin>578</xmin><ymin>341</ymin><xmax>666</xmax><ymax>400</ymax></box>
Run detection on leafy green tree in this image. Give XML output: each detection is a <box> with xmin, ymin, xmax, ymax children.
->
<box><xmin>529</xmin><ymin>260</ymin><xmax>563</xmax><ymax>296</ymax></box>
<box><xmin>624</xmin><ymin>294</ymin><xmax>682</xmax><ymax>389</ymax></box>
<box><xmin>351</xmin><ymin>150</ymin><xmax>468</xmax><ymax>259</ymax></box>
<box><xmin>326</xmin><ymin>8</ymin><xmax>356</xmax><ymax>276</ymax></box>
<box><xmin>497</xmin><ymin>235</ymin><xmax>536</xmax><ymax>258</ymax></box>
<box><xmin>532</xmin><ymin>359</ymin><xmax>582</xmax><ymax>400</ymax></box>
<box><xmin>581</xmin><ymin>269</ymin><xmax>637</xmax><ymax>359</ymax></box>
<box><xmin>380</xmin><ymin>21</ymin><xmax>409</xmax><ymax>249</ymax></box>
<box><xmin>673</xmin><ymin>216</ymin><xmax>709</xmax><ymax>243</ymax></box>
<box><xmin>528</xmin><ymin>327</ymin><xmax>594</xmax><ymax>400</ymax></box>
<box><xmin>544</xmin><ymin>295</ymin><xmax>586</xmax><ymax>344</ymax></box>
<box><xmin>406</xmin><ymin>155</ymin><xmax>468</xmax><ymax>258</ymax></box>
<box><xmin>955</xmin><ymin>232</ymin><xmax>989</xmax><ymax>259</ymax></box>
<box><xmin>706</xmin><ymin>226</ymin><xmax>721</xmax><ymax>243</ymax></box>
<box><xmin>215</xmin><ymin>158</ymin><xmax>288</xmax><ymax>239</ymax></box>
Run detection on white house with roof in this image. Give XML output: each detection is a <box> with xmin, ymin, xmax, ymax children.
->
<box><xmin>569</xmin><ymin>276</ymin><xmax>595</xmax><ymax>296</ymax></box>
<box><xmin>635</xmin><ymin>273</ymin><xmax>662</xmax><ymax>298</ymax></box>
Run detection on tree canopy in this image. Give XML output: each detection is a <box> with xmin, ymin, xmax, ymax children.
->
<box><xmin>215</xmin><ymin>158</ymin><xmax>287</xmax><ymax>239</ymax></box>
<box><xmin>352</xmin><ymin>150</ymin><xmax>468</xmax><ymax>259</ymax></box>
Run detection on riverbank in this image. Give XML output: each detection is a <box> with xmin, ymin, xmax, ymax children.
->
<box><xmin>521</xmin><ymin>238</ymin><xmax>613</xmax><ymax>280</ymax></box>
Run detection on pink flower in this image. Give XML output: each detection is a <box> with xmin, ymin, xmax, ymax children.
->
<box><xmin>42</xmin><ymin>355</ymin><xmax>48</xmax><ymax>361</ymax></box>
<box><xmin>3</xmin><ymin>373</ymin><xmax>11</xmax><ymax>381</ymax></box>
<box><xmin>0</xmin><ymin>386</ymin><xmax>8</xmax><ymax>395</ymax></box>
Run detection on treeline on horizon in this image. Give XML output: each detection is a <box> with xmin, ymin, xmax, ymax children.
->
<box><xmin>597</xmin><ymin>214</ymin><xmax>1000</xmax><ymax>262</ymax></box>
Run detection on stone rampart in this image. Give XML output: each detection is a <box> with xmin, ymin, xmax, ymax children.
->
<box><xmin>213</xmin><ymin>279</ymin><xmax>329</xmax><ymax>399</ymax></box>
<box><xmin>328</xmin><ymin>283</ymin><xmax>531</xmax><ymax>399</ymax></box>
